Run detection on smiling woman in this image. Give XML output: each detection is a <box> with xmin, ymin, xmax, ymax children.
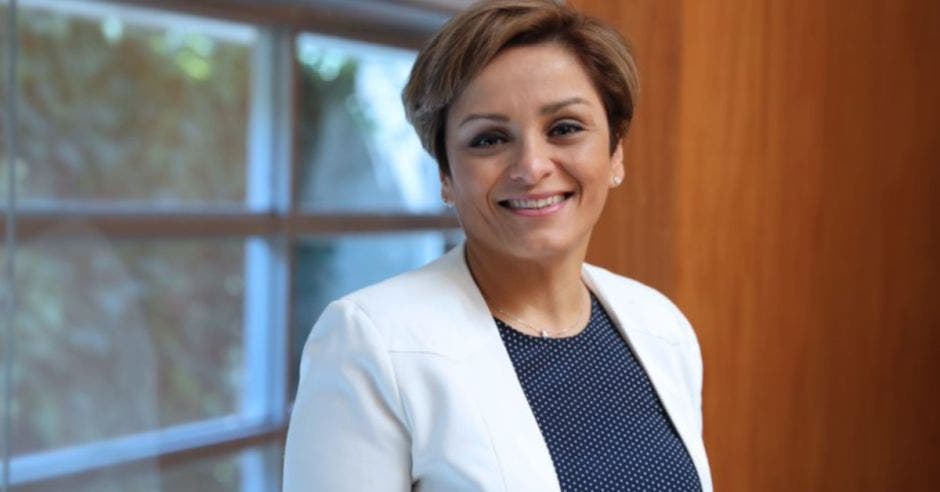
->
<box><xmin>284</xmin><ymin>1</ymin><xmax>711</xmax><ymax>491</ymax></box>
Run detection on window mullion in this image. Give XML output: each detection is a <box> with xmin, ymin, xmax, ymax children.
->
<box><xmin>242</xmin><ymin>25</ymin><xmax>293</xmax><ymax>429</ymax></box>
<box><xmin>241</xmin><ymin>26</ymin><xmax>271</xmax><ymax>425</ymax></box>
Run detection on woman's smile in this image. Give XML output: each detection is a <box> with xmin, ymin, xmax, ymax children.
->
<box><xmin>499</xmin><ymin>192</ymin><xmax>573</xmax><ymax>216</ymax></box>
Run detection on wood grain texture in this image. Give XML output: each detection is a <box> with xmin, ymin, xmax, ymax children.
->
<box><xmin>576</xmin><ymin>0</ymin><xmax>940</xmax><ymax>490</ymax></box>
<box><xmin>577</xmin><ymin>0</ymin><xmax>683</xmax><ymax>295</ymax></box>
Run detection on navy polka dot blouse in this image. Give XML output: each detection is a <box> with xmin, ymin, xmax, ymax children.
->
<box><xmin>495</xmin><ymin>294</ymin><xmax>702</xmax><ymax>491</ymax></box>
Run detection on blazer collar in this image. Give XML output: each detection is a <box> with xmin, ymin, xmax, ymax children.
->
<box><xmin>430</xmin><ymin>244</ymin><xmax>561</xmax><ymax>490</ymax></box>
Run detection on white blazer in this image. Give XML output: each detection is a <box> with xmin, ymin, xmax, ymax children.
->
<box><xmin>283</xmin><ymin>244</ymin><xmax>712</xmax><ymax>491</ymax></box>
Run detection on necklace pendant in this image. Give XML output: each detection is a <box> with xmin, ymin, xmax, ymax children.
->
<box><xmin>540</xmin><ymin>330</ymin><xmax>549</xmax><ymax>339</ymax></box>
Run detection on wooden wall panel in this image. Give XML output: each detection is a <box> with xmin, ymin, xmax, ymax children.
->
<box><xmin>579</xmin><ymin>0</ymin><xmax>683</xmax><ymax>295</ymax></box>
<box><xmin>577</xmin><ymin>0</ymin><xmax>940</xmax><ymax>490</ymax></box>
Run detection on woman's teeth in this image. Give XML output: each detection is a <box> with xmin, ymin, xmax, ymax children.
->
<box><xmin>506</xmin><ymin>194</ymin><xmax>566</xmax><ymax>210</ymax></box>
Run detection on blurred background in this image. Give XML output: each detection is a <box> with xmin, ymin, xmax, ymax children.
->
<box><xmin>0</xmin><ymin>0</ymin><xmax>466</xmax><ymax>490</ymax></box>
<box><xmin>0</xmin><ymin>0</ymin><xmax>937</xmax><ymax>490</ymax></box>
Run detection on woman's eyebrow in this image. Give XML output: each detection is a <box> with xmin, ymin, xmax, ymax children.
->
<box><xmin>540</xmin><ymin>97</ymin><xmax>589</xmax><ymax>115</ymax></box>
<box><xmin>457</xmin><ymin>97</ymin><xmax>589</xmax><ymax>128</ymax></box>
<box><xmin>458</xmin><ymin>113</ymin><xmax>509</xmax><ymax>128</ymax></box>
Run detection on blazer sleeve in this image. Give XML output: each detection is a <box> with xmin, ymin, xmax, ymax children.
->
<box><xmin>283</xmin><ymin>299</ymin><xmax>412</xmax><ymax>492</ymax></box>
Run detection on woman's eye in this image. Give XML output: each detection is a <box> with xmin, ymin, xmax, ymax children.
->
<box><xmin>549</xmin><ymin>122</ymin><xmax>584</xmax><ymax>137</ymax></box>
<box><xmin>469</xmin><ymin>133</ymin><xmax>506</xmax><ymax>149</ymax></box>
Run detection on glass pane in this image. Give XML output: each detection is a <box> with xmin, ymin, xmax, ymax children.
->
<box><xmin>4</xmin><ymin>2</ymin><xmax>254</xmax><ymax>205</ymax></box>
<box><xmin>15</xmin><ymin>437</ymin><xmax>284</xmax><ymax>492</ymax></box>
<box><xmin>9</xmin><ymin>235</ymin><xmax>244</xmax><ymax>455</ymax></box>
<box><xmin>296</xmin><ymin>33</ymin><xmax>443</xmax><ymax>213</ymax></box>
<box><xmin>290</xmin><ymin>231</ymin><xmax>459</xmax><ymax>393</ymax></box>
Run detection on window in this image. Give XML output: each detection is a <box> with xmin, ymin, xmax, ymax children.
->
<box><xmin>296</xmin><ymin>32</ymin><xmax>443</xmax><ymax>213</ymax></box>
<box><xmin>0</xmin><ymin>0</ymin><xmax>463</xmax><ymax>489</ymax></box>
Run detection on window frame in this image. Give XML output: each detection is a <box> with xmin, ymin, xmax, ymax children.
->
<box><xmin>1</xmin><ymin>0</ymin><xmax>461</xmax><ymax>486</ymax></box>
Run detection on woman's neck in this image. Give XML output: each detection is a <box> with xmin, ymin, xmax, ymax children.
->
<box><xmin>465</xmin><ymin>240</ymin><xmax>590</xmax><ymax>336</ymax></box>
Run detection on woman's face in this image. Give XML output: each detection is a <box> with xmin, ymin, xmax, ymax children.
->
<box><xmin>443</xmin><ymin>42</ymin><xmax>624</xmax><ymax>262</ymax></box>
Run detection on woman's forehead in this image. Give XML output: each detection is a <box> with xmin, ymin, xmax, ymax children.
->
<box><xmin>447</xmin><ymin>43</ymin><xmax>604</xmax><ymax>122</ymax></box>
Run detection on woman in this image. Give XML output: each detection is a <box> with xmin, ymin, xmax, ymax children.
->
<box><xmin>283</xmin><ymin>1</ymin><xmax>711</xmax><ymax>490</ymax></box>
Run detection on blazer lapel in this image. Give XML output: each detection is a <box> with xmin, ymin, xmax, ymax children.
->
<box><xmin>437</xmin><ymin>245</ymin><xmax>561</xmax><ymax>492</ymax></box>
<box><xmin>583</xmin><ymin>266</ymin><xmax>712</xmax><ymax>491</ymax></box>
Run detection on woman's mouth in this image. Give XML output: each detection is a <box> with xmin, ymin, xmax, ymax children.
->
<box><xmin>499</xmin><ymin>193</ymin><xmax>573</xmax><ymax>213</ymax></box>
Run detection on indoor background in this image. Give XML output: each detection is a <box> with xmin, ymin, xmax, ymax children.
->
<box><xmin>0</xmin><ymin>0</ymin><xmax>937</xmax><ymax>490</ymax></box>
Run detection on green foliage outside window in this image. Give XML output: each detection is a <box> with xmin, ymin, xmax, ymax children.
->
<box><xmin>1</xmin><ymin>6</ymin><xmax>250</xmax><ymax>204</ymax></box>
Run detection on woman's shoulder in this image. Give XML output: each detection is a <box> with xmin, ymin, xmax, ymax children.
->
<box><xmin>314</xmin><ymin>245</ymin><xmax>490</xmax><ymax>359</ymax></box>
<box><xmin>583</xmin><ymin>263</ymin><xmax>699</xmax><ymax>346</ymax></box>
<box><xmin>583</xmin><ymin>263</ymin><xmax>680</xmax><ymax>311</ymax></box>
<box><xmin>340</xmin><ymin>245</ymin><xmax>467</xmax><ymax>316</ymax></box>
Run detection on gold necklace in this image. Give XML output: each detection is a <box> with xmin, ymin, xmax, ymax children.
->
<box><xmin>463</xmin><ymin>245</ymin><xmax>588</xmax><ymax>339</ymax></box>
<box><xmin>486</xmin><ymin>290</ymin><xmax>588</xmax><ymax>339</ymax></box>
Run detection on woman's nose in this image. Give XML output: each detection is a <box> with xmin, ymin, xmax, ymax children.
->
<box><xmin>508</xmin><ymin>137</ymin><xmax>553</xmax><ymax>184</ymax></box>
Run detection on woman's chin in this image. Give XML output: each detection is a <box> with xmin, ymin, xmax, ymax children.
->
<box><xmin>480</xmin><ymin>234</ymin><xmax>589</xmax><ymax>264</ymax></box>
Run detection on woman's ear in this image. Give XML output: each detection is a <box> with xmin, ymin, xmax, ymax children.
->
<box><xmin>440</xmin><ymin>169</ymin><xmax>454</xmax><ymax>207</ymax></box>
<box><xmin>609</xmin><ymin>141</ymin><xmax>625</xmax><ymax>188</ymax></box>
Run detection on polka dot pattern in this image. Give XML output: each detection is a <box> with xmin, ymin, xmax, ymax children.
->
<box><xmin>496</xmin><ymin>294</ymin><xmax>702</xmax><ymax>491</ymax></box>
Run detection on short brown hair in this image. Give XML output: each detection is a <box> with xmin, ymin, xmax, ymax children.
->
<box><xmin>402</xmin><ymin>0</ymin><xmax>639</xmax><ymax>175</ymax></box>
